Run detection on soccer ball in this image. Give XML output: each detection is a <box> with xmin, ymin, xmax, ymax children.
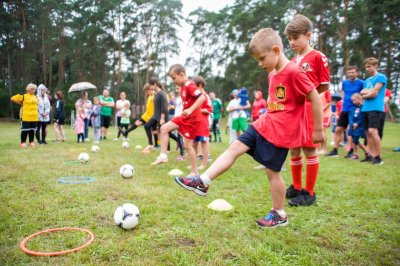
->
<box><xmin>91</xmin><ymin>145</ymin><xmax>100</xmax><ymax>153</ymax></box>
<box><xmin>119</xmin><ymin>164</ymin><xmax>134</xmax><ymax>178</ymax></box>
<box><xmin>78</xmin><ymin>152</ymin><xmax>90</xmax><ymax>162</ymax></box>
<box><xmin>122</xmin><ymin>141</ymin><xmax>129</xmax><ymax>149</ymax></box>
<box><xmin>113</xmin><ymin>203</ymin><xmax>140</xmax><ymax>230</ymax></box>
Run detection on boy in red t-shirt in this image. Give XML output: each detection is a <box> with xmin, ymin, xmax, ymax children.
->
<box><xmin>284</xmin><ymin>14</ymin><xmax>330</xmax><ymax>207</ymax></box>
<box><xmin>175</xmin><ymin>28</ymin><xmax>324</xmax><ymax>228</ymax></box>
<box><xmin>151</xmin><ymin>64</ymin><xmax>205</xmax><ymax>176</ymax></box>
<box><xmin>193</xmin><ymin>76</ymin><xmax>213</xmax><ymax>170</ymax></box>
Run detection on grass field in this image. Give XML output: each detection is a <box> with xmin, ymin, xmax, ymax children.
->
<box><xmin>0</xmin><ymin>121</ymin><xmax>399</xmax><ymax>265</ymax></box>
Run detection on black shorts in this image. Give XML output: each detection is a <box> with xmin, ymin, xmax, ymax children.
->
<box><xmin>337</xmin><ymin>111</ymin><xmax>350</xmax><ymax>128</ymax></box>
<box><xmin>363</xmin><ymin>111</ymin><xmax>384</xmax><ymax>130</ymax></box>
<box><xmin>54</xmin><ymin>118</ymin><xmax>65</xmax><ymax>125</ymax></box>
<box><xmin>101</xmin><ymin>115</ymin><xmax>111</xmax><ymax>128</ymax></box>
<box><xmin>238</xmin><ymin>125</ymin><xmax>288</xmax><ymax>172</ymax></box>
<box><xmin>21</xmin><ymin>121</ymin><xmax>37</xmax><ymax>131</ymax></box>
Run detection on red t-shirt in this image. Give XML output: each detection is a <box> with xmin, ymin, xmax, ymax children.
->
<box><xmin>197</xmin><ymin>93</ymin><xmax>213</xmax><ymax>136</ymax></box>
<box><xmin>180</xmin><ymin>80</ymin><xmax>203</xmax><ymax>122</ymax></box>
<box><xmin>336</xmin><ymin>100</ymin><xmax>343</xmax><ymax>118</ymax></box>
<box><xmin>385</xmin><ymin>89</ymin><xmax>392</xmax><ymax>113</ymax></box>
<box><xmin>252</xmin><ymin>91</ymin><xmax>267</xmax><ymax>121</ymax></box>
<box><xmin>252</xmin><ymin>62</ymin><xmax>314</xmax><ymax>148</ymax></box>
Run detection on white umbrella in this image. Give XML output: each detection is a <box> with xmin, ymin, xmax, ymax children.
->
<box><xmin>68</xmin><ymin>82</ymin><xmax>97</xmax><ymax>93</ymax></box>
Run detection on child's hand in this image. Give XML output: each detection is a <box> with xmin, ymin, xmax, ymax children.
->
<box><xmin>353</xmin><ymin>123</ymin><xmax>358</xmax><ymax>130</ymax></box>
<box><xmin>181</xmin><ymin>109</ymin><xmax>192</xmax><ymax>116</ymax></box>
<box><xmin>312</xmin><ymin>129</ymin><xmax>325</xmax><ymax>144</ymax></box>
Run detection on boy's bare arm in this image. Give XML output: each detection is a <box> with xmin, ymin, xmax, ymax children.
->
<box><xmin>182</xmin><ymin>94</ymin><xmax>205</xmax><ymax>116</ymax></box>
<box><xmin>307</xmin><ymin>89</ymin><xmax>325</xmax><ymax>143</ymax></box>
<box><xmin>361</xmin><ymin>83</ymin><xmax>383</xmax><ymax>99</ymax></box>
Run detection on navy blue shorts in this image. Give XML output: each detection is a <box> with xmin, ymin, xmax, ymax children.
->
<box><xmin>238</xmin><ymin>125</ymin><xmax>288</xmax><ymax>172</ymax></box>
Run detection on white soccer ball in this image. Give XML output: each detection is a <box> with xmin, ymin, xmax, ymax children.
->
<box><xmin>114</xmin><ymin>203</ymin><xmax>140</xmax><ymax>230</ymax></box>
<box><xmin>91</xmin><ymin>145</ymin><xmax>100</xmax><ymax>153</ymax></box>
<box><xmin>122</xmin><ymin>141</ymin><xmax>130</xmax><ymax>149</ymax></box>
<box><xmin>119</xmin><ymin>164</ymin><xmax>134</xmax><ymax>178</ymax></box>
<box><xmin>78</xmin><ymin>152</ymin><xmax>90</xmax><ymax>162</ymax></box>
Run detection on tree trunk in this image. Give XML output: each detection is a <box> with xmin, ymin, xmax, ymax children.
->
<box><xmin>41</xmin><ymin>29</ymin><xmax>47</xmax><ymax>85</ymax></box>
<box><xmin>8</xmin><ymin>50</ymin><xmax>14</xmax><ymax>119</ymax></box>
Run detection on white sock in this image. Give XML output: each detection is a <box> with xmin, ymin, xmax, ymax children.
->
<box><xmin>160</xmin><ymin>153</ymin><xmax>168</xmax><ymax>160</ymax></box>
<box><xmin>199</xmin><ymin>174</ymin><xmax>211</xmax><ymax>186</ymax></box>
<box><xmin>275</xmin><ymin>209</ymin><xmax>286</xmax><ymax>217</ymax></box>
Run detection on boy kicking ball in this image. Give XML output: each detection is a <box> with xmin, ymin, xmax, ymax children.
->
<box><xmin>175</xmin><ymin>28</ymin><xmax>324</xmax><ymax>228</ymax></box>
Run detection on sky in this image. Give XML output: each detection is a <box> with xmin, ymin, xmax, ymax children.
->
<box><xmin>169</xmin><ymin>0</ymin><xmax>235</xmax><ymax>76</ymax></box>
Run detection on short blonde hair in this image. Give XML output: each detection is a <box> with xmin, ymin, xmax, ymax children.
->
<box><xmin>351</xmin><ymin>93</ymin><xmax>362</xmax><ymax>101</ymax></box>
<box><xmin>26</xmin><ymin>83</ymin><xmax>37</xmax><ymax>92</ymax></box>
<box><xmin>284</xmin><ymin>14</ymin><xmax>313</xmax><ymax>37</ymax></box>
<box><xmin>249</xmin><ymin>28</ymin><xmax>283</xmax><ymax>55</ymax></box>
<box><xmin>363</xmin><ymin>57</ymin><xmax>379</xmax><ymax>66</ymax></box>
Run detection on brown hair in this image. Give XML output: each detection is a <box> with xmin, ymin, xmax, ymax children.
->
<box><xmin>55</xmin><ymin>91</ymin><xmax>64</xmax><ymax>100</ymax></box>
<box><xmin>347</xmin><ymin>65</ymin><xmax>359</xmax><ymax>72</ymax></box>
<box><xmin>148</xmin><ymin>77</ymin><xmax>166</xmax><ymax>92</ymax></box>
<box><xmin>168</xmin><ymin>64</ymin><xmax>186</xmax><ymax>75</ymax></box>
<box><xmin>193</xmin><ymin>76</ymin><xmax>206</xmax><ymax>87</ymax></box>
<box><xmin>249</xmin><ymin>28</ymin><xmax>283</xmax><ymax>55</ymax></box>
<box><xmin>284</xmin><ymin>14</ymin><xmax>313</xmax><ymax>37</ymax></box>
<box><xmin>363</xmin><ymin>57</ymin><xmax>379</xmax><ymax>66</ymax></box>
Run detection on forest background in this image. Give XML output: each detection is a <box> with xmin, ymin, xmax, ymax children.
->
<box><xmin>1</xmin><ymin>0</ymin><xmax>399</xmax><ymax>119</ymax></box>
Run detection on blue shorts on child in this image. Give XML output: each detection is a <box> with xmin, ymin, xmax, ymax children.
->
<box><xmin>238</xmin><ymin>125</ymin><xmax>288</xmax><ymax>172</ymax></box>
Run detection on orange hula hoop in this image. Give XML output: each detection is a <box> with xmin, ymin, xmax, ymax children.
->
<box><xmin>19</xmin><ymin>227</ymin><xmax>95</xmax><ymax>256</ymax></box>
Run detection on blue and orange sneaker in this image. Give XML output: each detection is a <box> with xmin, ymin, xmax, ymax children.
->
<box><xmin>256</xmin><ymin>209</ymin><xmax>288</xmax><ymax>228</ymax></box>
<box><xmin>175</xmin><ymin>175</ymin><xmax>208</xmax><ymax>196</ymax></box>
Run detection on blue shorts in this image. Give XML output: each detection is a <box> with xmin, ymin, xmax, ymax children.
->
<box><xmin>194</xmin><ymin>136</ymin><xmax>210</xmax><ymax>142</ymax></box>
<box><xmin>238</xmin><ymin>125</ymin><xmax>288</xmax><ymax>172</ymax></box>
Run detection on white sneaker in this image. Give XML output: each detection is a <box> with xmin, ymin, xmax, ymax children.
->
<box><xmin>113</xmin><ymin>138</ymin><xmax>119</xmax><ymax>141</ymax></box>
<box><xmin>123</xmin><ymin>138</ymin><xmax>128</xmax><ymax>141</ymax></box>
<box><xmin>254</xmin><ymin>164</ymin><xmax>266</xmax><ymax>170</ymax></box>
<box><xmin>85</xmin><ymin>138</ymin><xmax>90</xmax><ymax>142</ymax></box>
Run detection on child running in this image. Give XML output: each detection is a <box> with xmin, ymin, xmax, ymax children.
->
<box><xmin>284</xmin><ymin>14</ymin><xmax>330</xmax><ymax>206</ymax></box>
<box><xmin>175</xmin><ymin>28</ymin><xmax>324</xmax><ymax>228</ymax></box>
<box><xmin>151</xmin><ymin>64</ymin><xmax>205</xmax><ymax>176</ymax></box>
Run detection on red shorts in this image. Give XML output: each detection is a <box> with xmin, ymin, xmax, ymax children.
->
<box><xmin>171</xmin><ymin>115</ymin><xmax>200</xmax><ymax>140</ymax></box>
<box><xmin>303</xmin><ymin>102</ymin><xmax>320</xmax><ymax>148</ymax></box>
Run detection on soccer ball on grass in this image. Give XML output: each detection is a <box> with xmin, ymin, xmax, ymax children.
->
<box><xmin>113</xmin><ymin>203</ymin><xmax>140</xmax><ymax>230</ymax></box>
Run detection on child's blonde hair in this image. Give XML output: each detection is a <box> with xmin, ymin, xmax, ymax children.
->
<box><xmin>93</xmin><ymin>96</ymin><xmax>99</xmax><ymax>103</ymax></box>
<box><xmin>284</xmin><ymin>14</ymin><xmax>313</xmax><ymax>37</ymax></box>
<box><xmin>249</xmin><ymin>28</ymin><xmax>283</xmax><ymax>56</ymax></box>
<box><xmin>363</xmin><ymin>57</ymin><xmax>379</xmax><ymax>66</ymax></box>
<box><xmin>193</xmin><ymin>76</ymin><xmax>206</xmax><ymax>88</ymax></box>
<box><xmin>351</xmin><ymin>93</ymin><xmax>362</xmax><ymax>101</ymax></box>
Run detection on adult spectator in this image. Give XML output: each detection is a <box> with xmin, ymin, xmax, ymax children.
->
<box><xmin>11</xmin><ymin>83</ymin><xmax>39</xmax><ymax>147</ymax></box>
<box><xmin>36</xmin><ymin>84</ymin><xmax>51</xmax><ymax>144</ymax></box>
<box><xmin>210</xmin><ymin>92</ymin><xmax>223</xmax><ymax>142</ymax></box>
<box><xmin>75</xmin><ymin>91</ymin><xmax>92</xmax><ymax>141</ymax></box>
<box><xmin>251</xmin><ymin>90</ymin><xmax>267</xmax><ymax>122</ymax></box>
<box><xmin>327</xmin><ymin>66</ymin><xmax>363</xmax><ymax>157</ymax></box>
<box><xmin>99</xmin><ymin>88</ymin><xmax>115</xmax><ymax>140</ymax></box>
<box><xmin>114</xmin><ymin>91</ymin><xmax>130</xmax><ymax>141</ymax></box>
<box><xmin>360</xmin><ymin>57</ymin><xmax>387</xmax><ymax>165</ymax></box>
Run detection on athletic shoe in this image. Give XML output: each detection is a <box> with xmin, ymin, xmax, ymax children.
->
<box><xmin>20</xmin><ymin>143</ymin><xmax>27</xmax><ymax>148</ymax></box>
<box><xmin>176</xmin><ymin>155</ymin><xmax>186</xmax><ymax>162</ymax></box>
<box><xmin>288</xmin><ymin>190</ymin><xmax>316</xmax><ymax>207</ymax></box>
<box><xmin>254</xmin><ymin>164</ymin><xmax>266</xmax><ymax>170</ymax></box>
<box><xmin>372</xmin><ymin>157</ymin><xmax>384</xmax><ymax>165</ymax></box>
<box><xmin>174</xmin><ymin>175</ymin><xmax>208</xmax><ymax>196</ymax></box>
<box><xmin>256</xmin><ymin>210</ymin><xmax>288</xmax><ymax>228</ymax></box>
<box><xmin>150</xmin><ymin>156</ymin><xmax>168</xmax><ymax>166</ymax></box>
<box><xmin>123</xmin><ymin>138</ymin><xmax>128</xmax><ymax>141</ymax></box>
<box><xmin>326</xmin><ymin>149</ymin><xmax>338</xmax><ymax>157</ymax></box>
<box><xmin>113</xmin><ymin>138</ymin><xmax>119</xmax><ymax>141</ymax></box>
<box><xmin>29</xmin><ymin>142</ymin><xmax>36</xmax><ymax>147</ymax></box>
<box><xmin>207</xmin><ymin>155</ymin><xmax>212</xmax><ymax>162</ymax></box>
<box><xmin>285</xmin><ymin>184</ymin><xmax>303</xmax><ymax>199</ymax></box>
<box><xmin>344</xmin><ymin>151</ymin><xmax>353</xmax><ymax>158</ymax></box>
<box><xmin>197</xmin><ymin>155</ymin><xmax>203</xmax><ymax>160</ymax></box>
<box><xmin>350</xmin><ymin>154</ymin><xmax>359</xmax><ymax>160</ymax></box>
<box><xmin>393</xmin><ymin>147</ymin><xmax>400</xmax><ymax>152</ymax></box>
<box><xmin>360</xmin><ymin>155</ymin><xmax>373</xmax><ymax>163</ymax></box>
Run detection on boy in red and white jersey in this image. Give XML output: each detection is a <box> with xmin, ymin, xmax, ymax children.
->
<box><xmin>151</xmin><ymin>64</ymin><xmax>205</xmax><ymax>176</ymax></box>
<box><xmin>175</xmin><ymin>28</ymin><xmax>324</xmax><ymax>228</ymax></box>
<box><xmin>284</xmin><ymin>14</ymin><xmax>330</xmax><ymax>207</ymax></box>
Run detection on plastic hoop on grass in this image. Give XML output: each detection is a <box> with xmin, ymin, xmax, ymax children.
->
<box><xmin>58</xmin><ymin>176</ymin><xmax>96</xmax><ymax>184</ymax></box>
<box><xmin>63</xmin><ymin>160</ymin><xmax>86</xmax><ymax>165</ymax></box>
<box><xmin>19</xmin><ymin>227</ymin><xmax>95</xmax><ymax>256</ymax></box>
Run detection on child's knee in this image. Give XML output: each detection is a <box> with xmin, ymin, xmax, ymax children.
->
<box><xmin>290</xmin><ymin>147</ymin><xmax>301</xmax><ymax>157</ymax></box>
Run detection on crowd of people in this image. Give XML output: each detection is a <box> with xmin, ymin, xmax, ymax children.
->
<box><xmin>10</xmin><ymin>14</ymin><xmax>395</xmax><ymax>230</ymax></box>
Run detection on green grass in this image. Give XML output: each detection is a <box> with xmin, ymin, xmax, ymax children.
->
<box><xmin>0</xmin><ymin>121</ymin><xmax>399</xmax><ymax>265</ymax></box>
